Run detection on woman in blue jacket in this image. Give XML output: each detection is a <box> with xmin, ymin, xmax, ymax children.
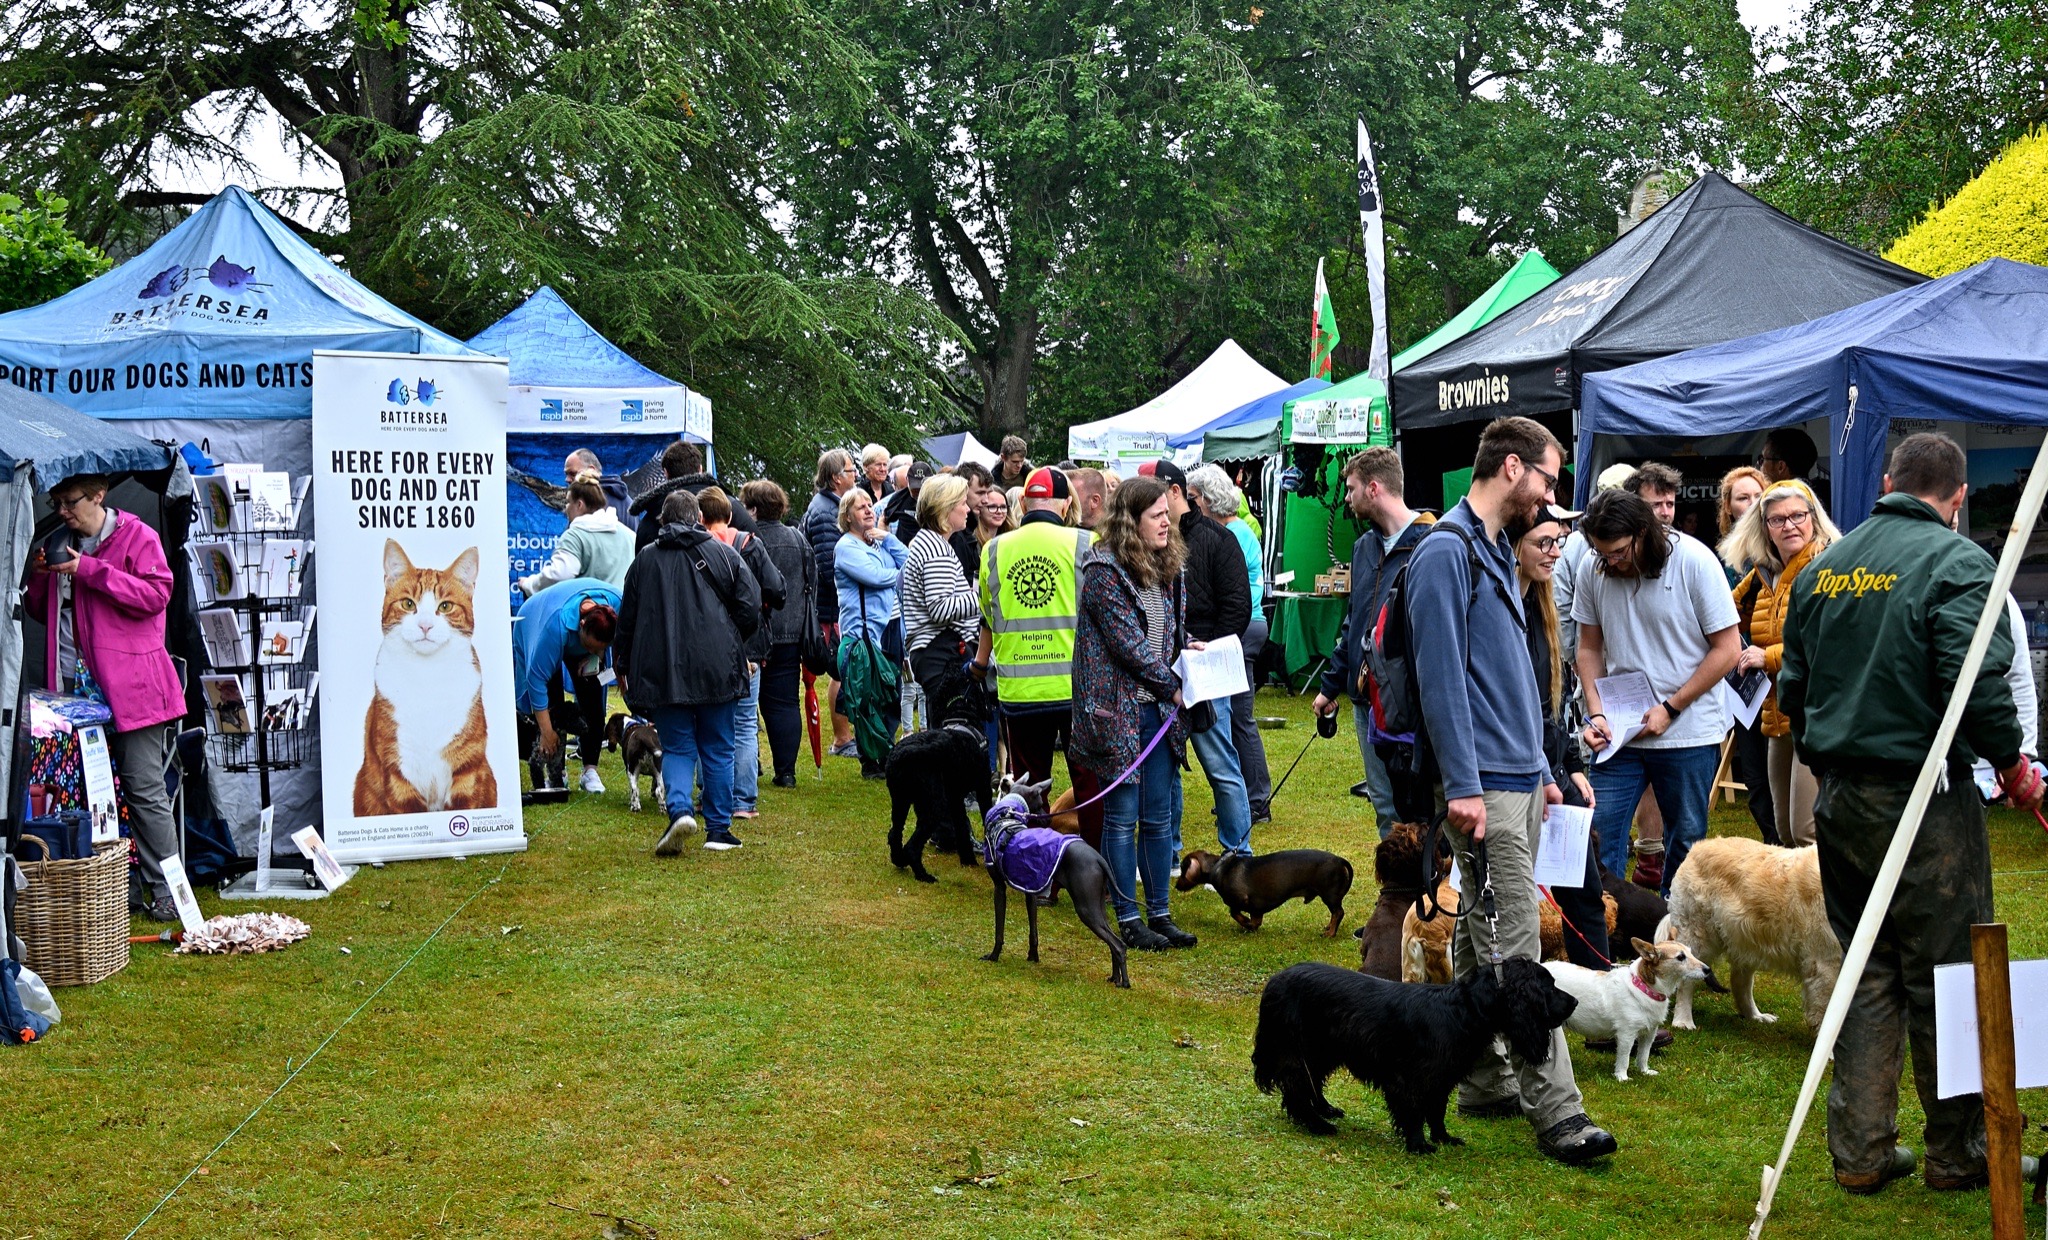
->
<box><xmin>834</xmin><ymin>487</ymin><xmax>909</xmax><ymax>777</ymax></box>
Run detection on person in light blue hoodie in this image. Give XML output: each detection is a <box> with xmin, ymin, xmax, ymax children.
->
<box><xmin>834</xmin><ymin>487</ymin><xmax>909</xmax><ymax>778</ymax></box>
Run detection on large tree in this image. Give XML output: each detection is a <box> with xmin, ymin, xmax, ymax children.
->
<box><xmin>1741</xmin><ymin>0</ymin><xmax>2048</xmax><ymax>251</ymax></box>
<box><xmin>793</xmin><ymin>0</ymin><xmax>1755</xmax><ymax>446</ymax></box>
<box><xmin>0</xmin><ymin>0</ymin><xmax>955</xmax><ymax>478</ymax></box>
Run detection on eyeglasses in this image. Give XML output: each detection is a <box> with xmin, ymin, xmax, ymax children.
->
<box><xmin>1521</xmin><ymin>459</ymin><xmax>1559</xmax><ymax>494</ymax></box>
<box><xmin>1765</xmin><ymin>510</ymin><xmax>1811</xmax><ymax>530</ymax></box>
<box><xmin>1529</xmin><ymin>535</ymin><xmax>1563</xmax><ymax>553</ymax></box>
<box><xmin>1596</xmin><ymin>543</ymin><xmax>1635</xmax><ymax>564</ymax></box>
<box><xmin>51</xmin><ymin>494</ymin><xmax>91</xmax><ymax>510</ymax></box>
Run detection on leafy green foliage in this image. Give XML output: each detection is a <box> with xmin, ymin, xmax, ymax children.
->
<box><xmin>0</xmin><ymin>190</ymin><xmax>110</xmax><ymax>313</ymax></box>
<box><xmin>1886</xmin><ymin>128</ymin><xmax>2048</xmax><ymax>276</ymax></box>
<box><xmin>1741</xmin><ymin>0</ymin><xmax>2048</xmax><ymax>251</ymax></box>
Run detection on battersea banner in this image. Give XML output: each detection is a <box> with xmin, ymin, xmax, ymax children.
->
<box><xmin>311</xmin><ymin>350</ymin><xmax>526</xmax><ymax>863</ymax></box>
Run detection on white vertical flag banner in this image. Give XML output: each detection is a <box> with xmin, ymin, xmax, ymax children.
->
<box><xmin>1356</xmin><ymin>115</ymin><xmax>1391</xmax><ymax>387</ymax></box>
<box><xmin>311</xmin><ymin>350</ymin><xmax>525</xmax><ymax>863</ymax></box>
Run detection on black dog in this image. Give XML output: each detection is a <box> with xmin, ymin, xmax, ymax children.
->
<box><xmin>1176</xmin><ymin>849</ymin><xmax>1353</xmax><ymax>936</ymax></box>
<box><xmin>1252</xmin><ymin>959</ymin><xmax>1577</xmax><ymax>1152</ymax></box>
<box><xmin>1600</xmin><ymin>861</ymin><xmax>1669</xmax><ymax>959</ymax></box>
<box><xmin>982</xmin><ymin>776</ymin><xmax>1129</xmax><ymax>988</ymax></box>
<box><xmin>604</xmin><ymin>712</ymin><xmax>664</xmax><ymax>813</ymax></box>
<box><xmin>884</xmin><ymin>723</ymin><xmax>992</xmax><ymax>882</ymax></box>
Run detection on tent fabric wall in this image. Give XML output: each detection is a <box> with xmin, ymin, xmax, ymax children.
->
<box><xmin>467</xmin><ymin>287</ymin><xmax>709</xmax><ymax>441</ymax></box>
<box><xmin>1393</xmin><ymin>173</ymin><xmax>1923</xmax><ymax>432</ymax></box>
<box><xmin>1067</xmin><ymin>340</ymin><xmax>1288</xmax><ymax>460</ymax></box>
<box><xmin>0</xmin><ymin>187</ymin><xmax>475</xmax><ymax>420</ymax></box>
<box><xmin>922</xmin><ymin>431</ymin><xmax>1000</xmax><ymax>469</ymax></box>
<box><xmin>1576</xmin><ymin>258</ymin><xmax>2048</xmax><ymax>527</ymax></box>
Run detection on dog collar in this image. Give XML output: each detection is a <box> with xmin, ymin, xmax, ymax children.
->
<box><xmin>1630</xmin><ymin>967</ymin><xmax>1666</xmax><ymax>1003</ymax></box>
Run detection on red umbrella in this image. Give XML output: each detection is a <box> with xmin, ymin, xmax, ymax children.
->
<box><xmin>803</xmin><ymin>669</ymin><xmax>824</xmax><ymax>778</ymax></box>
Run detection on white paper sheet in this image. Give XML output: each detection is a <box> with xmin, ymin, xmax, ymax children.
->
<box><xmin>1721</xmin><ymin>662</ymin><xmax>1770</xmax><ymax>730</ymax></box>
<box><xmin>1933</xmin><ymin>959</ymin><xmax>2048</xmax><ymax>1098</ymax></box>
<box><xmin>292</xmin><ymin>826</ymin><xmax>351</xmax><ymax>892</ymax></box>
<box><xmin>158</xmin><ymin>855</ymin><xmax>208</xmax><ymax>936</ymax></box>
<box><xmin>255</xmin><ymin>806</ymin><xmax>274</xmax><ymax>893</ymax></box>
<box><xmin>1591</xmin><ymin>670</ymin><xmax>1658</xmax><ymax>763</ymax></box>
<box><xmin>1533</xmin><ymin>803</ymin><xmax>1594</xmax><ymax>887</ymax></box>
<box><xmin>77</xmin><ymin>725</ymin><xmax>120</xmax><ymax>845</ymax></box>
<box><xmin>1172</xmin><ymin>634</ymin><xmax>1249</xmax><ymax>706</ymax></box>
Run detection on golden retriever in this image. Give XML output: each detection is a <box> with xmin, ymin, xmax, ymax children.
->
<box><xmin>1659</xmin><ymin>837</ymin><xmax>1841</xmax><ymax>1029</ymax></box>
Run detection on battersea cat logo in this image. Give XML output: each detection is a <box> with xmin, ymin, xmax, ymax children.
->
<box><xmin>386</xmin><ymin>378</ymin><xmax>439</xmax><ymax>406</ymax></box>
<box><xmin>110</xmin><ymin>255</ymin><xmax>272</xmax><ymax>327</ymax></box>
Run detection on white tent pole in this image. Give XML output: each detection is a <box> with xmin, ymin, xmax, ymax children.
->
<box><xmin>1750</xmin><ymin>430</ymin><xmax>2048</xmax><ymax>1238</ymax></box>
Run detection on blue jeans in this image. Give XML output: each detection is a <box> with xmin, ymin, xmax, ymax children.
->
<box><xmin>1355</xmin><ymin>702</ymin><xmax>1396</xmax><ymax>838</ymax></box>
<box><xmin>733</xmin><ymin>667</ymin><xmax>761</xmax><ymax>811</ymax></box>
<box><xmin>1102</xmin><ymin>703</ymin><xmax>1182</xmax><ymax>923</ymax></box>
<box><xmin>1187</xmin><ymin>693</ymin><xmax>1252</xmax><ymax>855</ymax></box>
<box><xmin>656</xmin><ymin>701</ymin><xmax>738</xmax><ymax>830</ymax></box>
<box><xmin>1588</xmin><ymin>742</ymin><xmax>1720</xmax><ymax>896</ymax></box>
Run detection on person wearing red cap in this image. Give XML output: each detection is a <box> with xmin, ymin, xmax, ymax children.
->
<box><xmin>1144</xmin><ymin>458</ymin><xmax>1254</xmax><ymax>855</ymax></box>
<box><xmin>971</xmin><ymin>465</ymin><xmax>1104</xmax><ymax>845</ymax></box>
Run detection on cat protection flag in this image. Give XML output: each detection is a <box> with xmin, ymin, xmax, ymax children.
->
<box><xmin>311</xmin><ymin>350</ymin><xmax>526</xmax><ymax>862</ymax></box>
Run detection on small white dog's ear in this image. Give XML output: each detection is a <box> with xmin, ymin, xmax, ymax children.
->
<box><xmin>1632</xmin><ymin>936</ymin><xmax>1657</xmax><ymax>956</ymax></box>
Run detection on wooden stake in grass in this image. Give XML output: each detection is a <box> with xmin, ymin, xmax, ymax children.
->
<box><xmin>1971</xmin><ymin>923</ymin><xmax>2024</xmax><ymax>1240</ymax></box>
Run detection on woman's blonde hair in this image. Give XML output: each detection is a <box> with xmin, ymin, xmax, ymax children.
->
<box><xmin>859</xmin><ymin>443</ymin><xmax>890</xmax><ymax>469</ymax></box>
<box><xmin>975</xmin><ymin>487</ymin><xmax>1014</xmax><ymax>545</ymax></box>
<box><xmin>917</xmin><ymin>474</ymin><xmax>970</xmax><ymax>531</ymax></box>
<box><xmin>1097</xmin><ymin>476</ymin><xmax>1185</xmax><ymax>589</ymax></box>
<box><xmin>1718</xmin><ymin>479</ymin><xmax>1839</xmax><ymax>573</ymax></box>
<box><xmin>837</xmin><ymin>486</ymin><xmax>871</xmax><ymax>533</ymax></box>
<box><xmin>1716</xmin><ymin>465</ymin><xmax>1768</xmax><ymax>537</ymax></box>
<box><xmin>1505</xmin><ymin>513</ymin><xmax>1564</xmax><ymax>714</ymax></box>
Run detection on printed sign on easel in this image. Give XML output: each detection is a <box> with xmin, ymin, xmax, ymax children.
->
<box><xmin>77</xmin><ymin>725</ymin><xmax>119</xmax><ymax>845</ymax></box>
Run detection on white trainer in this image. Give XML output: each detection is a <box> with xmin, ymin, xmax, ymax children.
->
<box><xmin>579</xmin><ymin>767</ymin><xmax>606</xmax><ymax>794</ymax></box>
<box><xmin>655</xmin><ymin>814</ymin><xmax>696</xmax><ymax>856</ymax></box>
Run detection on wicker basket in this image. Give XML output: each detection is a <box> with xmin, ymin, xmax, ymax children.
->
<box><xmin>14</xmin><ymin>835</ymin><xmax>131</xmax><ymax>987</ymax></box>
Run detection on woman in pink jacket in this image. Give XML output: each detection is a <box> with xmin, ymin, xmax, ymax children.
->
<box><xmin>28</xmin><ymin>474</ymin><xmax>186</xmax><ymax>922</ymax></box>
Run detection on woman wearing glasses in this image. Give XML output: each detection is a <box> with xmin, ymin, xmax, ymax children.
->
<box><xmin>1719</xmin><ymin>480</ymin><xmax>1841</xmax><ymax>846</ymax></box>
<box><xmin>1510</xmin><ymin>503</ymin><xmax>1608</xmax><ymax>967</ymax></box>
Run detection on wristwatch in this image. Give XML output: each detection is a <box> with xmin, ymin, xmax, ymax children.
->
<box><xmin>1660</xmin><ymin>698</ymin><xmax>1683</xmax><ymax>720</ymax></box>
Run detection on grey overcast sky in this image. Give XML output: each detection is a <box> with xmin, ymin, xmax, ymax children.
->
<box><xmin>160</xmin><ymin>0</ymin><xmax>1813</xmax><ymax>231</ymax></box>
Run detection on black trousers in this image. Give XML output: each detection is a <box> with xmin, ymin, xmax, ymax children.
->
<box><xmin>1733</xmin><ymin>719</ymin><xmax>1779</xmax><ymax>844</ymax></box>
<box><xmin>518</xmin><ymin>663</ymin><xmax>604</xmax><ymax>779</ymax></box>
<box><xmin>760</xmin><ymin>642</ymin><xmax>802</xmax><ymax>781</ymax></box>
<box><xmin>1548</xmin><ymin>774</ymin><xmax>1611</xmax><ymax>969</ymax></box>
<box><xmin>911</xmin><ymin>636</ymin><xmax>970</xmax><ymax>720</ymax></box>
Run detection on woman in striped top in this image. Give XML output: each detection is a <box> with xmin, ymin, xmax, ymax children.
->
<box><xmin>899</xmin><ymin>475</ymin><xmax>980</xmax><ymax>717</ymax></box>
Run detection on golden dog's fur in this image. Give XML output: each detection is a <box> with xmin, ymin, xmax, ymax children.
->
<box><xmin>1659</xmin><ymin>837</ymin><xmax>1841</xmax><ymax>1029</ymax></box>
<box><xmin>1398</xmin><ymin>880</ymin><xmax>1618</xmax><ymax>983</ymax></box>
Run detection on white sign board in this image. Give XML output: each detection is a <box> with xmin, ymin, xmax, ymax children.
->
<box><xmin>1933</xmin><ymin>958</ymin><xmax>2048</xmax><ymax>1098</ymax></box>
<box><xmin>1290</xmin><ymin>396</ymin><xmax>1378</xmax><ymax>445</ymax></box>
<box><xmin>255</xmin><ymin>805</ymin><xmax>274</xmax><ymax>893</ymax></box>
<box><xmin>505</xmin><ymin>383</ymin><xmax>711</xmax><ymax>441</ymax></box>
<box><xmin>77</xmin><ymin>725</ymin><xmax>120</xmax><ymax>845</ymax></box>
<box><xmin>1102</xmin><ymin>430</ymin><xmax>1168</xmax><ymax>479</ymax></box>
<box><xmin>158</xmin><ymin>855</ymin><xmax>208</xmax><ymax>936</ymax></box>
<box><xmin>311</xmin><ymin>351</ymin><xmax>526</xmax><ymax>863</ymax></box>
<box><xmin>291</xmin><ymin>825</ymin><xmax>352</xmax><ymax>892</ymax></box>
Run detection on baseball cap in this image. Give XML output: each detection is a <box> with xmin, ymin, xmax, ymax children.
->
<box><xmin>906</xmin><ymin>461</ymin><xmax>935</xmax><ymax>488</ymax></box>
<box><xmin>1023</xmin><ymin>466</ymin><xmax>1070</xmax><ymax>500</ymax></box>
<box><xmin>1139</xmin><ymin>459</ymin><xmax>1187</xmax><ymax>492</ymax></box>
<box><xmin>1544</xmin><ymin>502</ymin><xmax>1582</xmax><ymax>522</ymax></box>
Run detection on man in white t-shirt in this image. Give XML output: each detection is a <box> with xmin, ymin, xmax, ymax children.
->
<box><xmin>1573</xmin><ymin>487</ymin><xmax>1739</xmax><ymax>897</ymax></box>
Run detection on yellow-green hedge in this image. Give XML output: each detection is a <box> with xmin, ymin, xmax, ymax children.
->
<box><xmin>1886</xmin><ymin>129</ymin><xmax>2048</xmax><ymax>277</ymax></box>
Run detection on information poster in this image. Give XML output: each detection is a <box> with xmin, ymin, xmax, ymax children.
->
<box><xmin>77</xmin><ymin>725</ymin><xmax>120</xmax><ymax>844</ymax></box>
<box><xmin>310</xmin><ymin>351</ymin><xmax>525</xmax><ymax>863</ymax></box>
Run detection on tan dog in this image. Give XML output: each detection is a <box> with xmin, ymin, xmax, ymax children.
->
<box><xmin>1401</xmin><ymin>881</ymin><xmax>1620</xmax><ymax>983</ymax></box>
<box><xmin>1659</xmin><ymin>837</ymin><xmax>1841</xmax><ymax>1029</ymax></box>
<box><xmin>1047</xmin><ymin>787</ymin><xmax>1080</xmax><ymax>836</ymax></box>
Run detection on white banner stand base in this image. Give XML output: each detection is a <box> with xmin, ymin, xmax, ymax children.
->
<box><xmin>217</xmin><ymin>868</ymin><xmax>357</xmax><ymax>901</ymax></box>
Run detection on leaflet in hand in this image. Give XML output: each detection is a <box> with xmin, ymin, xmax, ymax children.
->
<box><xmin>1171</xmin><ymin>634</ymin><xmax>1248</xmax><ymax>705</ymax></box>
<box><xmin>1721</xmin><ymin>662</ymin><xmax>1769</xmax><ymax>730</ymax></box>
<box><xmin>1591</xmin><ymin>670</ymin><xmax>1658</xmax><ymax>764</ymax></box>
<box><xmin>1533</xmin><ymin>803</ymin><xmax>1593</xmax><ymax>887</ymax></box>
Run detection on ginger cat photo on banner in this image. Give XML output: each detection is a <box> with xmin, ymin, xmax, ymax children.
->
<box><xmin>353</xmin><ymin>539</ymin><xmax>500</xmax><ymax>815</ymax></box>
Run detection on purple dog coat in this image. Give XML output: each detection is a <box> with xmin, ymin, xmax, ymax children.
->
<box><xmin>985</xmin><ymin>794</ymin><xmax>1078</xmax><ymax>897</ymax></box>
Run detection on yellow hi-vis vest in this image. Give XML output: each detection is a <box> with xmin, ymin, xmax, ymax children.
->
<box><xmin>980</xmin><ymin>519</ymin><xmax>1093</xmax><ymax>707</ymax></box>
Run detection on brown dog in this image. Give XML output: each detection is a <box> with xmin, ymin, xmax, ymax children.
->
<box><xmin>1358</xmin><ymin>823</ymin><xmax>1428</xmax><ymax>979</ymax></box>
<box><xmin>1401</xmin><ymin>880</ymin><xmax>1620</xmax><ymax>982</ymax></box>
<box><xmin>1177</xmin><ymin>849</ymin><xmax>1353</xmax><ymax>936</ymax></box>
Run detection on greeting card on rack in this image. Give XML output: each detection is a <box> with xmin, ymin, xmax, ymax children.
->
<box><xmin>202</xmin><ymin>674</ymin><xmax>252</xmax><ymax>734</ymax></box>
<box><xmin>192</xmin><ymin>475</ymin><xmax>238</xmax><ymax>534</ymax></box>
<box><xmin>187</xmin><ymin>540</ymin><xmax>245</xmax><ymax>602</ymax></box>
<box><xmin>258</xmin><ymin>608</ymin><xmax>316</xmax><ymax>665</ymax></box>
<box><xmin>250</xmin><ymin>471</ymin><xmax>294</xmax><ymax>530</ymax></box>
<box><xmin>198</xmin><ymin>607</ymin><xmax>253</xmax><ymax>668</ymax></box>
<box><xmin>257</xmin><ymin>539</ymin><xmax>310</xmax><ymax>597</ymax></box>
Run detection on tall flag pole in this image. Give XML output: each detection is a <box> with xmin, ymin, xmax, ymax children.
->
<box><xmin>1309</xmin><ymin>257</ymin><xmax>1341</xmax><ymax>380</ymax></box>
<box><xmin>1356</xmin><ymin>115</ymin><xmax>1393</xmax><ymax>446</ymax></box>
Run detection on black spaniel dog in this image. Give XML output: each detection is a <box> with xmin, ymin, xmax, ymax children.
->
<box><xmin>885</xmin><ymin>662</ymin><xmax>994</xmax><ymax>882</ymax></box>
<box><xmin>1252</xmin><ymin>958</ymin><xmax>1576</xmax><ymax>1153</ymax></box>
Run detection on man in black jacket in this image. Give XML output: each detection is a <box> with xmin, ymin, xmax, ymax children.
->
<box><xmin>629</xmin><ymin>439</ymin><xmax>755</xmax><ymax>552</ymax></box>
<box><xmin>1144</xmin><ymin>459</ymin><xmax>1253</xmax><ymax>854</ymax></box>
<box><xmin>618</xmin><ymin>488</ymin><xmax>762</xmax><ymax>854</ymax></box>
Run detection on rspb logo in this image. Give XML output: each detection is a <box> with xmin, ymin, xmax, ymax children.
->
<box><xmin>620</xmin><ymin>399</ymin><xmax>644</xmax><ymax>424</ymax></box>
<box><xmin>386</xmin><ymin>378</ymin><xmax>439</xmax><ymax>406</ymax></box>
<box><xmin>540</xmin><ymin>398</ymin><xmax>565</xmax><ymax>423</ymax></box>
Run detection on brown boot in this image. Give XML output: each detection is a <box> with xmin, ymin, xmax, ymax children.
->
<box><xmin>1632</xmin><ymin>842</ymin><xmax>1664</xmax><ymax>892</ymax></box>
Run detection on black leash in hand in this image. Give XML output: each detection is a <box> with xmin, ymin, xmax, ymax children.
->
<box><xmin>1267</xmin><ymin>708</ymin><xmax>1339</xmax><ymax>808</ymax></box>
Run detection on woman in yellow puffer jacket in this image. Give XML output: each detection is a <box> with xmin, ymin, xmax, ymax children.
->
<box><xmin>1720</xmin><ymin>479</ymin><xmax>1841</xmax><ymax>846</ymax></box>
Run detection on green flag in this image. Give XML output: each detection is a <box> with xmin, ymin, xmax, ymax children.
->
<box><xmin>1310</xmin><ymin>257</ymin><xmax>1340</xmax><ymax>380</ymax></box>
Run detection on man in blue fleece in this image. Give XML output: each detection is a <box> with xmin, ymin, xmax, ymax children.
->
<box><xmin>1408</xmin><ymin>416</ymin><xmax>1616</xmax><ymax>1167</ymax></box>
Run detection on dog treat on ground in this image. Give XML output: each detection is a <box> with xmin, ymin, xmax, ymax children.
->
<box><xmin>175</xmin><ymin>912</ymin><xmax>313</xmax><ymax>955</ymax></box>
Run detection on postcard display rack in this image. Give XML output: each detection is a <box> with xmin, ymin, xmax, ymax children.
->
<box><xmin>187</xmin><ymin>468</ymin><xmax>317</xmax><ymax>806</ymax></box>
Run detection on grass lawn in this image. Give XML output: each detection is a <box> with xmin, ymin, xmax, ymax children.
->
<box><xmin>8</xmin><ymin>690</ymin><xmax>2046</xmax><ymax>1239</ymax></box>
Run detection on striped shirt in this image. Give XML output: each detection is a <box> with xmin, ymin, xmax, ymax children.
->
<box><xmin>900</xmin><ymin>528</ymin><xmax>980</xmax><ymax>654</ymax></box>
<box><xmin>1134</xmin><ymin>584</ymin><xmax>1171</xmax><ymax>702</ymax></box>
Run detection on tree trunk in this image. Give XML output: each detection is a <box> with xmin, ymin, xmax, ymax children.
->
<box><xmin>982</xmin><ymin>304</ymin><xmax>1038</xmax><ymax>439</ymax></box>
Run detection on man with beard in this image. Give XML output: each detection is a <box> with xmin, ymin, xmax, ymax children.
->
<box><xmin>1408</xmin><ymin>416</ymin><xmax>1616</xmax><ymax>1166</ymax></box>
<box><xmin>1574</xmin><ymin>487</ymin><xmax>1739</xmax><ymax>898</ymax></box>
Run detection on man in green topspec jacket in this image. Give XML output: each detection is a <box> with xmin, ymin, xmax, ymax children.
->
<box><xmin>1779</xmin><ymin>431</ymin><xmax>2044</xmax><ymax>1196</ymax></box>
